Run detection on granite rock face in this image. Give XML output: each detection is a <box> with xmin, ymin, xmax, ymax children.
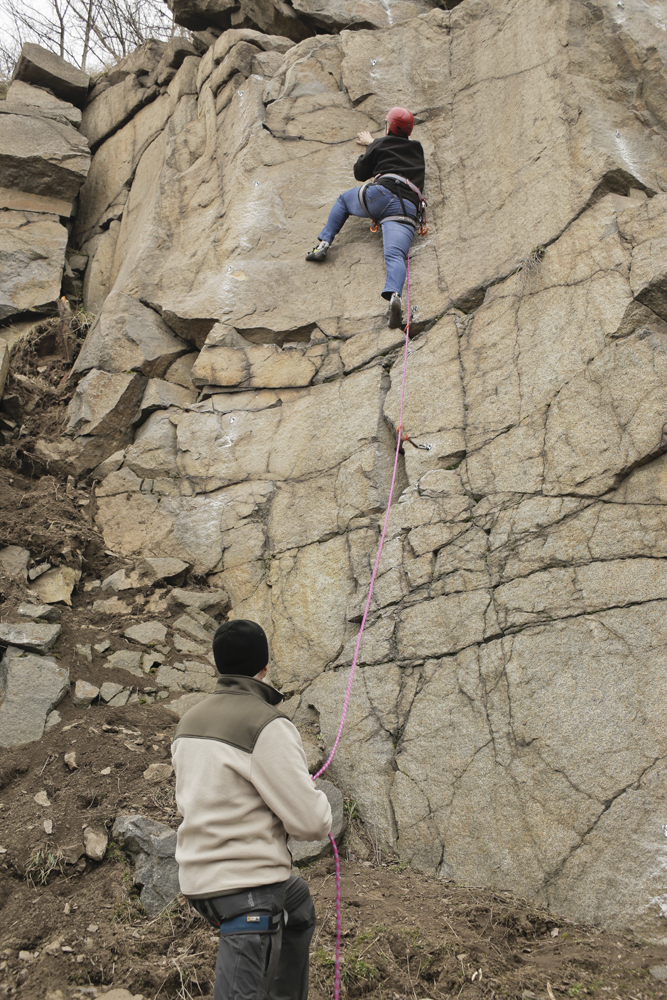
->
<box><xmin>34</xmin><ymin>0</ymin><xmax>667</xmax><ymax>935</ymax></box>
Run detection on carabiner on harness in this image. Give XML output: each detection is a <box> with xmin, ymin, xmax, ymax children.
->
<box><xmin>374</xmin><ymin>173</ymin><xmax>429</xmax><ymax>237</ymax></box>
<box><xmin>359</xmin><ymin>180</ymin><xmax>418</xmax><ymax>233</ymax></box>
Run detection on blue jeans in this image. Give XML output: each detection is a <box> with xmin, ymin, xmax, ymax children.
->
<box><xmin>318</xmin><ymin>185</ymin><xmax>416</xmax><ymax>299</ymax></box>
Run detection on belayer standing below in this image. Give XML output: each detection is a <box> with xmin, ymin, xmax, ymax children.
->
<box><xmin>172</xmin><ymin>619</ymin><xmax>332</xmax><ymax>1000</ymax></box>
<box><xmin>306</xmin><ymin>106</ymin><xmax>426</xmax><ymax>330</ymax></box>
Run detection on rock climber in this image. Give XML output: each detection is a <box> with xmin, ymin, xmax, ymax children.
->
<box><xmin>306</xmin><ymin>106</ymin><xmax>426</xmax><ymax>330</ymax></box>
<box><xmin>171</xmin><ymin>619</ymin><xmax>332</xmax><ymax>1000</ymax></box>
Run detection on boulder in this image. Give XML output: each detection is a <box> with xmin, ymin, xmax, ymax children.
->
<box><xmin>102</xmin><ymin>557</ymin><xmax>189</xmax><ymax>591</ymax></box>
<box><xmin>168</xmin><ymin>0</ymin><xmax>311</xmax><ymax>39</ymax></box>
<box><xmin>34</xmin><ymin>433</ymin><xmax>130</xmax><ymax>479</ymax></box>
<box><xmin>99</xmin><ymin>681</ymin><xmax>124</xmax><ymax>702</ymax></box>
<box><xmin>31</xmin><ymin>566</ymin><xmax>81</xmax><ymax>606</ymax></box>
<box><xmin>105</xmin><ymin>650</ymin><xmax>143</xmax><ymax>676</ymax></box>
<box><xmin>139</xmin><ymin>378</ymin><xmax>197</xmax><ymax>416</ymax></box>
<box><xmin>80</xmin><ymin>75</ymin><xmax>157</xmax><ymax>150</ymax></box>
<box><xmin>0</xmin><ymin>646</ymin><xmax>69</xmax><ymax>747</ymax></box>
<box><xmin>169</xmin><ymin>588</ymin><xmax>228</xmax><ymax>613</ymax></box>
<box><xmin>0</xmin><ymin>546</ymin><xmax>30</xmax><ymax>581</ymax></box>
<box><xmin>155</xmin><ymin>659</ymin><xmax>216</xmax><ymax>693</ymax></box>
<box><xmin>618</xmin><ymin>193</ymin><xmax>667</xmax><ymax>322</ymax></box>
<box><xmin>191</xmin><ymin>325</ymin><xmax>325</xmax><ymax>389</ymax></box>
<box><xmin>73</xmin><ymin>293</ymin><xmax>188</xmax><ymax>378</ymax></box>
<box><xmin>105</xmin><ymin>40</ymin><xmax>167</xmax><ymax>87</ymax></box>
<box><xmin>95</xmin><ymin>991</ymin><xmax>145</xmax><ymax>1000</ymax></box>
<box><xmin>143</xmin><ymin>763</ymin><xmax>174</xmax><ymax>783</ymax></box>
<box><xmin>208</xmin><ymin>41</ymin><xmax>261</xmax><ymax>95</ymax></box>
<box><xmin>154</xmin><ymin>36</ymin><xmax>199</xmax><ymax>86</ymax></box>
<box><xmin>0</xmin><ymin>622</ymin><xmax>61</xmax><ymax>654</ymax></box>
<box><xmin>0</xmin><ymin>105</ymin><xmax>90</xmax><ymax>204</ymax></box>
<box><xmin>83</xmin><ymin>824</ymin><xmax>108</xmax><ymax>861</ymax></box>
<box><xmin>72</xmin><ymin>679</ymin><xmax>99</xmax><ymax>706</ymax></box>
<box><xmin>93</xmin><ymin>597</ymin><xmax>132</xmax><ymax>615</ymax></box>
<box><xmin>290</xmin><ymin>0</ymin><xmax>432</xmax><ymax>30</ymax></box>
<box><xmin>173</xmin><ymin>614</ymin><xmax>212</xmax><ymax>644</ymax></box>
<box><xmin>288</xmin><ymin>780</ymin><xmax>345</xmax><ymax>863</ymax></box>
<box><xmin>124</xmin><ymin>621</ymin><xmax>168</xmax><ymax>646</ymax></box>
<box><xmin>196</xmin><ymin>27</ymin><xmax>293</xmax><ymax>88</ymax></box>
<box><xmin>111</xmin><ymin>813</ymin><xmax>179</xmax><ymax>915</ymax></box>
<box><xmin>92</xmin><ymin>449</ymin><xmax>126</xmax><ymax>481</ymax></box>
<box><xmin>74</xmin><ymin>96</ymin><xmax>172</xmax><ymax>245</ymax></box>
<box><xmin>164</xmin><ymin>352</ymin><xmax>198</xmax><ymax>390</ymax></box>
<box><xmin>17</xmin><ymin>603</ymin><xmax>62</xmax><ymax>623</ymax></box>
<box><xmin>12</xmin><ymin>43</ymin><xmax>90</xmax><ymax>106</ymax></box>
<box><xmin>81</xmin><ymin>224</ymin><xmax>120</xmax><ymax>313</ymax></box>
<box><xmin>28</xmin><ymin>562</ymin><xmax>51</xmax><ymax>581</ymax></box>
<box><xmin>0</xmin><ymin>212</ymin><xmax>68</xmax><ymax>321</ymax></box>
<box><xmin>5</xmin><ymin>80</ymin><xmax>82</xmax><ymax>126</ymax></box>
<box><xmin>65</xmin><ymin>369</ymin><xmax>146</xmax><ymax>437</ymax></box>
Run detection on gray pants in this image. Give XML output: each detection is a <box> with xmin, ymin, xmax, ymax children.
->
<box><xmin>190</xmin><ymin>875</ymin><xmax>316</xmax><ymax>1000</ymax></box>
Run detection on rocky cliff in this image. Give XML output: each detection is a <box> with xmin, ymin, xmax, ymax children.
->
<box><xmin>3</xmin><ymin>0</ymin><xmax>667</xmax><ymax>939</ymax></box>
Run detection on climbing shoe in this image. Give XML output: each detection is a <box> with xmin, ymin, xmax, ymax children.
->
<box><xmin>306</xmin><ymin>240</ymin><xmax>330</xmax><ymax>261</ymax></box>
<box><xmin>388</xmin><ymin>293</ymin><xmax>403</xmax><ymax>329</ymax></box>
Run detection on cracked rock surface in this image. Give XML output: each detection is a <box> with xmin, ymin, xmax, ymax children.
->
<box><xmin>50</xmin><ymin>0</ymin><xmax>667</xmax><ymax>935</ymax></box>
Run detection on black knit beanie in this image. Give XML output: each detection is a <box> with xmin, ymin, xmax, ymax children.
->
<box><xmin>212</xmin><ymin>619</ymin><xmax>269</xmax><ymax>677</ymax></box>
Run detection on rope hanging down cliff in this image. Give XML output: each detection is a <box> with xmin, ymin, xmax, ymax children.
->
<box><xmin>313</xmin><ymin>252</ymin><xmax>415</xmax><ymax>1000</ymax></box>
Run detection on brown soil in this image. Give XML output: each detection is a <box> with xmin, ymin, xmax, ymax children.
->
<box><xmin>1</xmin><ymin>705</ymin><xmax>667</xmax><ymax>1000</ymax></box>
<box><xmin>0</xmin><ymin>312</ymin><xmax>90</xmax><ymax>477</ymax></box>
<box><xmin>2</xmin><ymin>315</ymin><xmax>667</xmax><ymax>1000</ymax></box>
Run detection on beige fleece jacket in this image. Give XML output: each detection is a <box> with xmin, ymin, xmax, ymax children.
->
<box><xmin>172</xmin><ymin>707</ymin><xmax>332</xmax><ymax>897</ymax></box>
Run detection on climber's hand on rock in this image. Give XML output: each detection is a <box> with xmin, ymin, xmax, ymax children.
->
<box><xmin>356</xmin><ymin>131</ymin><xmax>373</xmax><ymax>146</ymax></box>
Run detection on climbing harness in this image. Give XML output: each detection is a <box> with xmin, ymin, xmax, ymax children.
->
<box><xmin>376</xmin><ymin>173</ymin><xmax>429</xmax><ymax>235</ymax></box>
<box><xmin>358</xmin><ymin>175</ymin><xmax>429</xmax><ymax>236</ymax></box>
<box><xmin>312</xmin><ymin>253</ymin><xmax>414</xmax><ymax>1000</ymax></box>
<box><xmin>218</xmin><ymin>912</ymin><xmax>282</xmax><ymax>935</ymax></box>
<box><xmin>192</xmin><ymin>896</ymin><xmax>283</xmax><ymax>934</ymax></box>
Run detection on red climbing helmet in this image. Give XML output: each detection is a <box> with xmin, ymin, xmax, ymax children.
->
<box><xmin>385</xmin><ymin>107</ymin><xmax>414</xmax><ymax>137</ymax></box>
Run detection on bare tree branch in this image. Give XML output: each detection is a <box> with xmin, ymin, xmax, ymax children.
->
<box><xmin>0</xmin><ymin>0</ymin><xmax>182</xmax><ymax>76</ymax></box>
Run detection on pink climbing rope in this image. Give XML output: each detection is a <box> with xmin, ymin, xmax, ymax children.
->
<box><xmin>313</xmin><ymin>254</ymin><xmax>412</xmax><ymax>1000</ymax></box>
<box><xmin>329</xmin><ymin>834</ymin><xmax>342</xmax><ymax>1000</ymax></box>
<box><xmin>313</xmin><ymin>253</ymin><xmax>411</xmax><ymax>782</ymax></box>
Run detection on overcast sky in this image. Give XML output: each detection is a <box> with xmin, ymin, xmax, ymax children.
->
<box><xmin>1</xmin><ymin>0</ymin><xmax>176</xmax><ymax>75</ymax></box>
